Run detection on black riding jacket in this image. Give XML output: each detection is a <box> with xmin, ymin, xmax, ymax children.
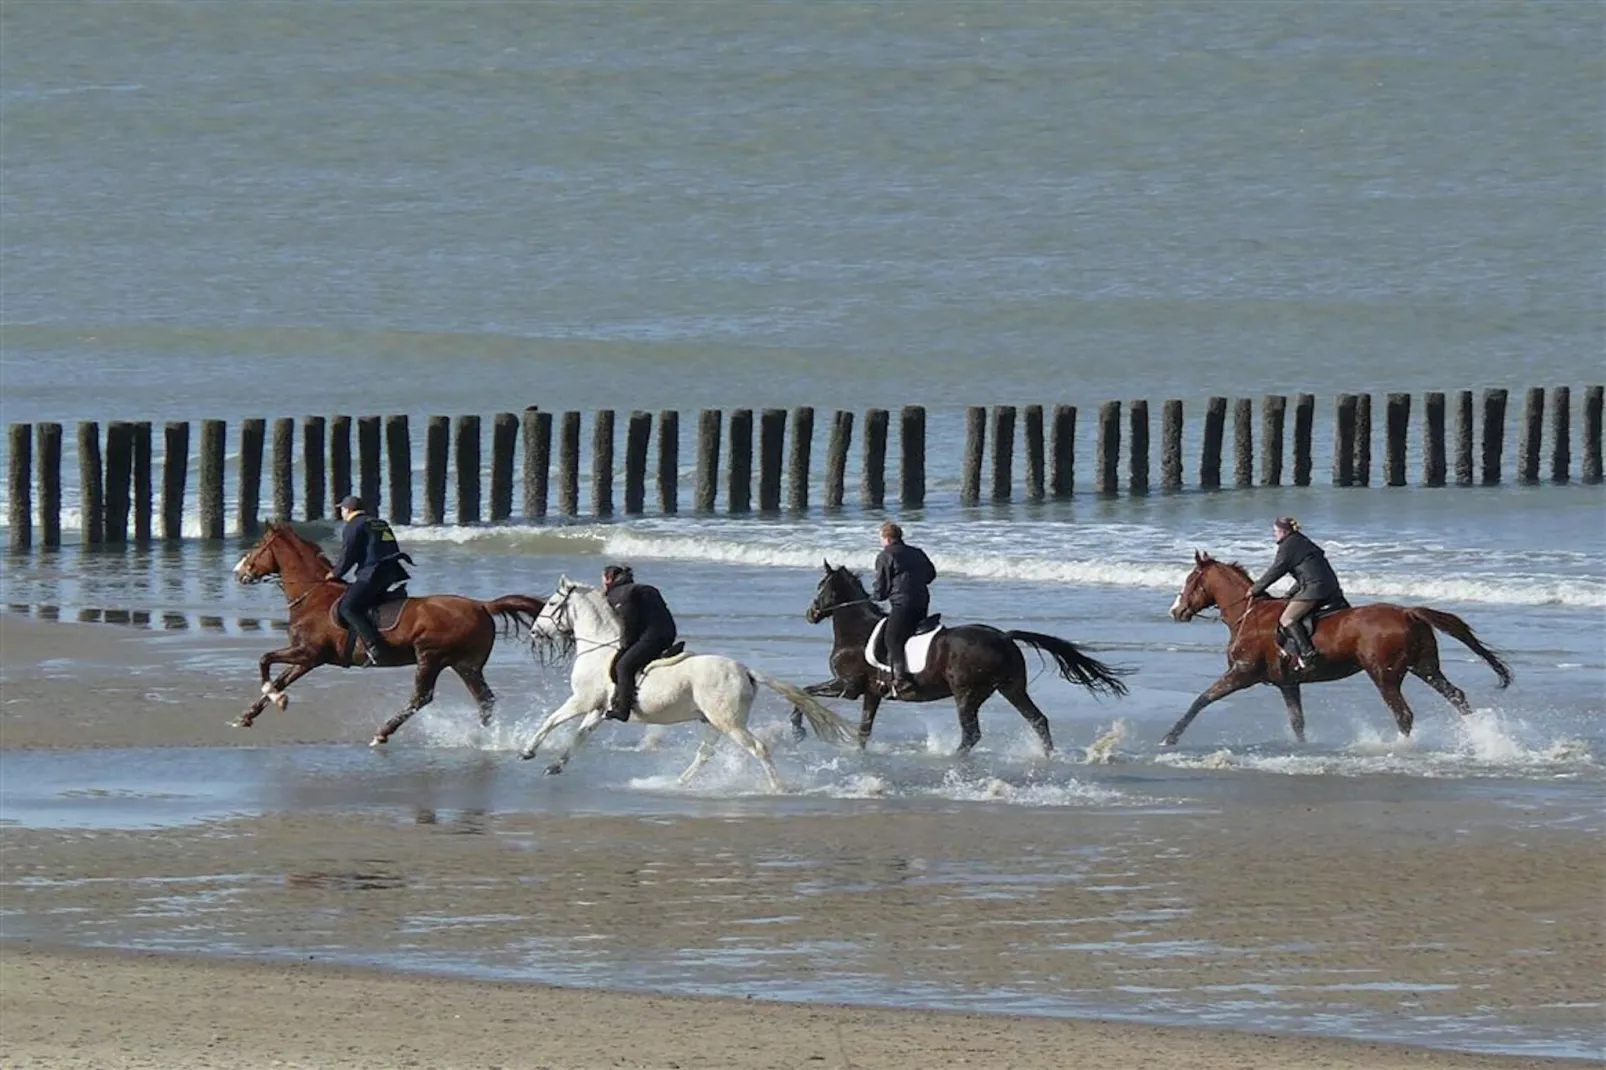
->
<box><xmin>873</xmin><ymin>541</ymin><xmax>937</xmax><ymax>606</ymax></box>
<box><xmin>1250</xmin><ymin>530</ymin><xmax>1343</xmax><ymax>603</ymax></box>
<box><xmin>332</xmin><ymin>515</ymin><xmax>410</xmax><ymax>581</ymax></box>
<box><xmin>605</xmin><ymin>581</ymin><xmax>678</xmax><ymax>648</ymax></box>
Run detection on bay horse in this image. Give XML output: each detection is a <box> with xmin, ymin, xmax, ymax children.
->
<box><xmin>1165</xmin><ymin>551</ymin><xmax>1512</xmax><ymax>745</ymax></box>
<box><xmin>518</xmin><ymin>577</ymin><xmax>856</xmax><ymax>789</ymax></box>
<box><xmin>797</xmin><ymin>561</ymin><xmax>1133</xmax><ymax>755</ymax></box>
<box><xmin>232</xmin><ymin>522</ymin><xmax>546</xmax><ymax>745</ymax></box>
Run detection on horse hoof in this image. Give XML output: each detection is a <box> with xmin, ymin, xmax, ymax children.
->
<box><xmin>1159</xmin><ymin>736</ymin><xmax>1178</xmax><ymax>748</ymax></box>
<box><xmin>233</xmin><ymin>717</ymin><xmax>253</xmax><ymax>729</ymax></box>
<box><xmin>370</xmin><ymin>735</ymin><xmax>387</xmax><ymax>747</ymax></box>
<box><xmin>270</xmin><ymin>693</ymin><xmax>289</xmax><ymax>711</ymax></box>
<box><xmin>518</xmin><ymin>749</ymin><xmax>535</xmax><ymax>761</ymax></box>
<box><xmin>544</xmin><ymin>763</ymin><xmax>563</xmax><ymax>776</ymax></box>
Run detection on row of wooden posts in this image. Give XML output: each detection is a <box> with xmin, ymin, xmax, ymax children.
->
<box><xmin>5</xmin><ymin>385</ymin><xmax>1601</xmax><ymax>551</ymax></box>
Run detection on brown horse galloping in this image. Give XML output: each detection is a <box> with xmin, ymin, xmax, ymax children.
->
<box><xmin>232</xmin><ymin>523</ymin><xmax>545</xmax><ymax>745</ymax></box>
<box><xmin>1165</xmin><ymin>551</ymin><xmax>1511</xmax><ymax>746</ymax></box>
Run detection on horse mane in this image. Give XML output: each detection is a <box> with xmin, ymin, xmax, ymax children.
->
<box><xmin>1195</xmin><ymin>551</ymin><xmax>1253</xmax><ymax>586</ymax></box>
<box><xmin>268</xmin><ymin>521</ymin><xmax>336</xmax><ymax>573</ymax></box>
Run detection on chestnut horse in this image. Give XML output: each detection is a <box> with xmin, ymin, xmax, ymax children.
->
<box><xmin>232</xmin><ymin>522</ymin><xmax>546</xmax><ymax>745</ymax></box>
<box><xmin>1165</xmin><ymin>551</ymin><xmax>1511</xmax><ymax>745</ymax></box>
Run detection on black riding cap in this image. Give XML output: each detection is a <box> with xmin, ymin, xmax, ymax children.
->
<box><xmin>602</xmin><ymin>564</ymin><xmax>634</xmax><ymax>584</ymax></box>
<box><xmin>337</xmin><ymin>495</ymin><xmax>364</xmax><ymax>513</ymax></box>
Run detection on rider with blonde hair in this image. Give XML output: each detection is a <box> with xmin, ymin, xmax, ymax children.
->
<box><xmin>1249</xmin><ymin>516</ymin><xmax>1346</xmax><ymax>670</ymax></box>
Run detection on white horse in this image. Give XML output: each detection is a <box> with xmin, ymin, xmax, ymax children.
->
<box><xmin>520</xmin><ymin>577</ymin><xmax>857</xmax><ymax>789</ymax></box>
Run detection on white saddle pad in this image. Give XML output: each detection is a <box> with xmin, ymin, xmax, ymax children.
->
<box><xmin>865</xmin><ymin>619</ymin><xmax>942</xmax><ymax>675</ymax></box>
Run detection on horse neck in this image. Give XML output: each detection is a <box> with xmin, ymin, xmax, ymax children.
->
<box><xmin>1205</xmin><ymin>566</ymin><xmax>1253</xmax><ymax>629</ymax></box>
<box><xmin>830</xmin><ymin>597</ymin><xmax>882</xmax><ymax>645</ymax></box>
<box><xmin>568</xmin><ymin>590</ymin><xmax>621</xmax><ymax>646</ymax></box>
<box><xmin>273</xmin><ymin>537</ymin><xmax>331</xmax><ymax>603</ymax></box>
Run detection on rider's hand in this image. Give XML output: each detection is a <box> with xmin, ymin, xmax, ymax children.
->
<box><xmin>324</xmin><ymin>571</ymin><xmax>336</xmax><ymax>582</ymax></box>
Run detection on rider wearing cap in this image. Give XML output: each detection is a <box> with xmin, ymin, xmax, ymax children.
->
<box><xmin>872</xmin><ymin>521</ymin><xmax>937</xmax><ymax>695</ymax></box>
<box><xmin>325</xmin><ymin>495</ymin><xmax>413</xmax><ymax>667</ymax></box>
<box><xmin>600</xmin><ymin>564</ymin><xmax>679</xmax><ymax>722</ymax></box>
<box><xmin>1248</xmin><ymin>516</ymin><xmax>1345</xmax><ymax>670</ymax></box>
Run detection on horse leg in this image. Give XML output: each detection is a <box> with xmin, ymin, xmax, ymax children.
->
<box><xmin>518</xmin><ymin>696</ymin><xmax>591</xmax><ymax>761</ymax></box>
<box><xmin>1277</xmin><ymin>683</ymin><xmax>1307</xmax><ymax>743</ymax></box>
<box><xmin>1161</xmin><ymin>669</ymin><xmax>1258</xmax><ymax>746</ymax></box>
<box><xmin>1367</xmin><ymin>665</ymin><xmax>1416</xmax><ymax>739</ymax></box>
<box><xmin>997</xmin><ymin>680</ymin><xmax>1054</xmax><ymax>756</ymax></box>
<box><xmin>237</xmin><ymin>659</ymin><xmax>316</xmax><ymax>727</ymax></box>
<box><xmin>857</xmin><ymin>691</ymin><xmax>884</xmax><ymax>750</ymax></box>
<box><xmin>954</xmin><ymin>687</ymin><xmax>994</xmax><ymax>756</ymax></box>
<box><xmin>1409</xmin><ymin>661</ymin><xmax>1473</xmax><ymax>716</ymax></box>
<box><xmin>679</xmin><ymin>723</ymin><xmax>725</xmax><ymax>784</ymax></box>
<box><xmin>451</xmin><ymin>664</ymin><xmax>497</xmax><ymax>727</ymax></box>
<box><xmin>542</xmin><ymin>710</ymin><xmax>607</xmax><ymax>776</ymax></box>
<box><xmin>792</xmin><ymin>678</ymin><xmax>847</xmax><ymax>742</ymax></box>
<box><xmin>371</xmin><ymin>656</ymin><xmax>446</xmax><ymax>746</ymax></box>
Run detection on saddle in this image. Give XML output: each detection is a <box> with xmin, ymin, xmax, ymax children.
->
<box><xmin>1275</xmin><ymin>595</ymin><xmax>1351</xmax><ymax>656</ymax></box>
<box><xmin>328</xmin><ymin>585</ymin><xmax>411</xmax><ymax>634</ymax></box>
<box><xmin>866</xmin><ymin>614</ymin><xmax>944</xmax><ymax>674</ymax></box>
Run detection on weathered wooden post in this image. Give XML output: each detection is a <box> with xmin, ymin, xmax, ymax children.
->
<box><xmin>990</xmin><ymin>405</ymin><xmax>1016</xmax><ymax>503</ymax></box>
<box><xmin>1161</xmin><ymin>400</ymin><xmax>1183</xmax><ymax>490</ymax></box>
<box><xmin>160</xmin><ymin>421</ymin><xmax>187</xmax><ymax>541</ymax></box>
<box><xmin>1550</xmin><ymin>386</ymin><xmax>1571</xmax><ymax>484</ymax></box>
<box><xmin>357</xmin><ymin>416</ymin><xmax>382</xmax><ymax>514</ymax></box>
<box><xmin>788</xmin><ymin>405</ymin><xmax>814</xmax><ymax>511</ymax></box>
<box><xmin>825</xmin><ymin>410</ymin><xmax>853</xmax><ymax>510</ymax></box>
<box><xmin>104</xmin><ymin>421</ymin><xmax>133</xmax><ymax>545</ymax></box>
<box><xmin>490</xmin><ymin>411</ymin><xmax>518</xmax><ymax>522</ymax></box>
<box><xmin>694</xmin><ymin>409</ymin><xmax>721</xmax><ymax>513</ymax></box>
<box><xmin>624</xmin><ymin>410</ymin><xmax>652</xmax><ymax>515</ymax></box>
<box><xmin>1385</xmin><ymin>393</ymin><xmax>1411</xmax><ymax>488</ymax></box>
<box><xmin>591</xmin><ymin>409</ymin><xmax>614</xmax><ymax>518</ymax></box>
<box><xmin>1261</xmin><ymin>395</ymin><xmax>1286</xmax><ymax>487</ymax></box>
<box><xmin>1200</xmin><ymin>397</ymin><xmax>1227</xmax><ymax>490</ymax></box>
<box><xmin>1024</xmin><ymin>404</ymin><xmax>1045</xmax><ymax>502</ymax></box>
<box><xmin>37</xmin><ymin>422</ymin><xmax>62</xmax><ymax>549</ymax></box>
<box><xmin>1097</xmin><ymin>401</ymin><xmax>1121</xmax><ymax>495</ymax></box>
<box><xmin>1127</xmin><ymin>399</ymin><xmax>1149</xmax><ymax>495</ymax></box>
<box><xmin>386</xmin><ymin>415</ymin><xmax>413</xmax><ymax>525</ymax></box>
<box><xmin>1332</xmin><ymin>394</ymin><xmax>1357</xmax><ymax>487</ymax></box>
<box><xmin>1353</xmin><ymin>393</ymin><xmax>1372</xmax><ymax>487</ymax></box>
<box><xmin>960</xmin><ymin>406</ymin><xmax>985</xmax><ymax>507</ymax></box>
<box><xmin>424</xmin><ymin>416</ymin><xmax>449</xmax><ymax>525</ymax></box>
<box><xmin>1293</xmin><ymin>394</ymin><xmax>1314</xmax><ymax>487</ymax></box>
<box><xmin>302</xmin><ymin>416</ymin><xmax>326</xmax><ymax>522</ymax></box>
<box><xmin>133</xmin><ymin>422</ymin><xmax>152</xmax><ymax>544</ymax></box>
<box><xmin>1481</xmin><ymin>388</ymin><xmax>1508</xmax><ymax>486</ymax></box>
<box><xmin>758</xmin><ymin>408</ymin><xmax>786</xmax><ymax>512</ymax></box>
<box><xmin>265</xmin><ymin>418</ymin><xmax>291</xmax><ymax>522</ymax></box>
<box><xmin>728</xmin><ymin>409</ymin><xmax>753</xmax><ymax>514</ymax></box>
<box><xmin>237</xmin><ymin>418</ymin><xmax>265</xmax><ymax>537</ymax></box>
<box><xmin>557</xmin><ymin>412</ymin><xmax>582</xmax><ymax>517</ymax></box>
<box><xmin>861</xmin><ymin>408</ymin><xmax>888</xmax><ymax>509</ymax></box>
<box><xmin>1423</xmin><ymin>392</ymin><xmax>1447</xmax><ymax>487</ymax></box>
<box><xmin>523</xmin><ymin>407</ymin><xmax>551</xmax><ymax>519</ymax></box>
<box><xmin>657</xmin><ymin>409</ymin><xmax>679</xmax><ymax>515</ymax></box>
<box><xmin>900</xmin><ymin>405</ymin><xmax>926</xmax><ymax>509</ymax></box>
<box><xmin>1232</xmin><ymin>398</ymin><xmax>1253</xmax><ymax>487</ymax></box>
<box><xmin>456</xmin><ymin>414</ymin><xmax>482</xmax><ymax>524</ymax></box>
<box><xmin>1518</xmin><ymin>387</ymin><xmax>1543</xmax><ymax>485</ymax></box>
<box><xmin>329</xmin><ymin>414</ymin><xmax>353</xmax><ymax>508</ymax></box>
<box><xmin>8</xmin><ymin>424</ymin><xmax>31</xmax><ymax>551</ymax></box>
<box><xmin>199</xmin><ymin>419</ymin><xmax>224</xmax><ymax>540</ymax></box>
<box><xmin>1052</xmin><ymin>404</ymin><xmax>1077</xmax><ymax>498</ymax></box>
<box><xmin>1583</xmin><ymin>385</ymin><xmax>1603</xmax><ymax>485</ymax></box>
<box><xmin>78</xmin><ymin>422</ymin><xmax>105</xmax><ymax>545</ymax></box>
<box><xmin>1453</xmin><ymin>390</ymin><xmax>1474</xmax><ymax>486</ymax></box>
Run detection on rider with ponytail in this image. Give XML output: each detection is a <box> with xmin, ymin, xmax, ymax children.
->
<box><xmin>1249</xmin><ymin>516</ymin><xmax>1346</xmax><ymax>670</ymax></box>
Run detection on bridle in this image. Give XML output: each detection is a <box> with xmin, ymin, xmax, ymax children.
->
<box><xmin>237</xmin><ymin>527</ymin><xmax>339</xmax><ymax>611</ymax></box>
<box><xmin>541</xmin><ymin>584</ymin><xmax>620</xmax><ymax>657</ymax></box>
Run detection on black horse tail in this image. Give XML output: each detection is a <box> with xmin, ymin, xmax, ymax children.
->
<box><xmin>481</xmin><ymin>594</ymin><xmax>547</xmax><ymax>638</ymax></box>
<box><xmin>1006</xmin><ymin>631</ymin><xmax>1134</xmax><ymax>698</ymax></box>
<box><xmin>1408</xmin><ymin>608</ymin><xmax>1513</xmax><ymax>689</ymax></box>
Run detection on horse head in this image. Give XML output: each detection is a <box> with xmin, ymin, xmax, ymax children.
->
<box><xmin>1171</xmin><ymin>551</ymin><xmax>1254</xmax><ymax>622</ymax></box>
<box><xmin>234</xmin><ymin>523</ymin><xmax>286</xmax><ymax>585</ymax></box>
<box><xmin>805</xmin><ymin>559</ymin><xmax>870</xmax><ymax>624</ymax></box>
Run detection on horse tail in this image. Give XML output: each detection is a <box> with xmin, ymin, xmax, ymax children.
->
<box><xmin>1408</xmin><ymin>608</ymin><xmax>1513</xmax><ymax>689</ymax></box>
<box><xmin>1005</xmin><ymin>631</ymin><xmax>1134</xmax><ymax>698</ymax></box>
<box><xmin>480</xmin><ymin>594</ymin><xmax>547</xmax><ymax>638</ymax></box>
<box><xmin>748</xmin><ymin>671</ymin><xmax>858</xmax><ymax>748</ymax></box>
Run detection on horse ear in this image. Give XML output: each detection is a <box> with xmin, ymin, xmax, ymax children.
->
<box><xmin>1194</xmin><ymin>549</ymin><xmax>1203</xmax><ymax>564</ymax></box>
<box><xmin>822</xmin><ymin>558</ymin><xmax>831</xmax><ymax>572</ymax></box>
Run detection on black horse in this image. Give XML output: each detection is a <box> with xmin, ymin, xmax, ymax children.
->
<box><xmin>793</xmin><ymin>561</ymin><xmax>1133</xmax><ymax>754</ymax></box>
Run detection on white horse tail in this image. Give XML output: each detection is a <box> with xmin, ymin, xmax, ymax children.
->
<box><xmin>748</xmin><ymin>671</ymin><xmax>857</xmax><ymax>748</ymax></box>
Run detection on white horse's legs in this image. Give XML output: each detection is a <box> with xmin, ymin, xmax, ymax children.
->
<box><xmin>518</xmin><ymin>696</ymin><xmax>590</xmax><ymax>760</ymax></box>
<box><xmin>727</xmin><ymin>723</ymin><xmax>784</xmax><ymax>792</ymax></box>
<box><xmin>678</xmin><ymin>723</ymin><xmax>724</xmax><ymax>784</ymax></box>
<box><xmin>542</xmin><ymin>710</ymin><xmax>606</xmax><ymax>776</ymax></box>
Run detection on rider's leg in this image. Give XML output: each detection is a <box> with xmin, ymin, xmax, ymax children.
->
<box><xmin>605</xmin><ymin>639</ymin><xmax>653</xmax><ymax>721</ymax></box>
<box><xmin>885</xmin><ymin>601</ymin><xmax>922</xmax><ymax>692</ymax></box>
<box><xmin>339</xmin><ymin>575</ymin><xmax>386</xmax><ymax>666</ymax></box>
<box><xmin>1279</xmin><ymin>599</ymin><xmax>1320</xmax><ymax>663</ymax></box>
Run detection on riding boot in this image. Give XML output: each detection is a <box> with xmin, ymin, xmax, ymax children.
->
<box><xmin>1295</xmin><ymin>618</ymin><xmax>1320</xmax><ymax>663</ymax></box>
<box><xmin>888</xmin><ymin>652</ymin><xmax>916</xmax><ymax>697</ymax></box>
<box><xmin>353</xmin><ymin>618</ymin><xmax>387</xmax><ymax>668</ymax></box>
<box><xmin>604</xmin><ymin>684</ymin><xmax>633</xmax><ymax>722</ymax></box>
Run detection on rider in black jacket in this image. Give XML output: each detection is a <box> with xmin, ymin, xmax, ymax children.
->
<box><xmin>601</xmin><ymin>564</ymin><xmax>678</xmax><ymax>722</ymax></box>
<box><xmin>326</xmin><ymin>495</ymin><xmax>413</xmax><ymax>666</ymax></box>
<box><xmin>872</xmin><ymin>521</ymin><xmax>937</xmax><ymax>695</ymax></box>
<box><xmin>1249</xmin><ymin>516</ymin><xmax>1346</xmax><ymax>669</ymax></box>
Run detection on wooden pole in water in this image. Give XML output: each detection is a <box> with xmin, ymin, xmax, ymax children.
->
<box><xmin>78</xmin><ymin>422</ymin><xmax>105</xmax><ymax>546</ymax></box>
<box><xmin>1024</xmin><ymin>404</ymin><xmax>1045</xmax><ymax>502</ymax></box>
<box><xmin>1052</xmin><ymin>404</ymin><xmax>1077</xmax><ymax>498</ymax></box>
<box><xmin>357</xmin><ymin>416</ymin><xmax>382</xmax><ymax>515</ymax></box>
<box><xmin>237</xmin><ymin>418</ymin><xmax>265</xmax><ymax>537</ymax></box>
<box><xmin>1582</xmin><ymin>385</ymin><xmax>1603</xmax><ymax>484</ymax></box>
<box><xmin>1385</xmin><ymin>392</ymin><xmax>1411</xmax><ymax>488</ymax></box>
<box><xmin>694</xmin><ymin>409</ymin><xmax>721</xmax><ymax>513</ymax></box>
<box><xmin>1518</xmin><ymin>387</ymin><xmax>1543</xmax><ymax>485</ymax></box>
<box><xmin>160</xmin><ymin>421</ymin><xmax>187</xmax><ymax>541</ymax></box>
<box><xmin>329</xmin><ymin>415</ymin><xmax>353</xmax><ymax>507</ymax></box>
<box><xmin>1423</xmin><ymin>392</ymin><xmax>1446</xmax><ymax>487</ymax></box>
<box><xmin>727</xmin><ymin>409</ymin><xmax>753</xmax><ymax>514</ymax></box>
<box><xmin>302</xmin><ymin>416</ymin><xmax>326</xmax><ymax>522</ymax></box>
<box><xmin>758</xmin><ymin>408</ymin><xmax>785</xmax><ymax>512</ymax></box>
<box><xmin>456</xmin><ymin>414</ymin><xmax>482</xmax><ymax>524</ymax></box>
<box><xmin>861</xmin><ymin>408</ymin><xmax>888</xmax><ymax>509</ymax></box>
<box><xmin>424</xmin><ymin>416</ymin><xmax>449</xmax><ymax>525</ymax></box>
<box><xmin>825</xmin><ymin>409</ymin><xmax>853</xmax><ymax>510</ymax></box>
<box><xmin>270</xmin><ymin>418</ymin><xmax>294</xmax><ymax>522</ymax></box>
<box><xmin>386</xmin><ymin>415</ymin><xmax>413</xmax><ymax>525</ymax></box>
<box><xmin>1480</xmin><ymin>388</ymin><xmax>1507</xmax><ymax>486</ymax></box>
<box><xmin>591</xmin><ymin>409</ymin><xmax>614</xmax><ymax>518</ymax></box>
<box><xmin>1232</xmin><ymin>398</ymin><xmax>1253</xmax><ymax>487</ymax></box>
<box><xmin>657</xmin><ymin>409</ymin><xmax>679</xmax><ymax>515</ymax></box>
<box><xmin>490</xmin><ymin>411</ymin><xmax>518</xmax><ymax>522</ymax></box>
<box><xmin>37</xmin><ymin>422</ymin><xmax>61</xmax><ymax>549</ymax></box>
<box><xmin>900</xmin><ymin>405</ymin><xmax>926</xmax><ymax>509</ymax></box>
<box><xmin>556</xmin><ymin>412</ymin><xmax>581</xmax><ymax>517</ymax></box>
<box><xmin>523</xmin><ymin>407</ymin><xmax>550</xmax><ymax>519</ymax></box>
<box><xmin>1292</xmin><ymin>393</ymin><xmax>1314</xmax><ymax>487</ymax></box>
<box><xmin>990</xmin><ymin>405</ymin><xmax>1016</xmax><ymax>503</ymax></box>
<box><xmin>1160</xmin><ymin>400</ymin><xmax>1182</xmax><ymax>490</ymax></box>
<box><xmin>1200</xmin><ymin>397</ymin><xmax>1226</xmax><ymax>490</ymax></box>
<box><xmin>1550</xmin><ymin>386</ymin><xmax>1570</xmax><ymax>484</ymax></box>
<box><xmin>104</xmin><ymin>420</ymin><xmax>133</xmax><ymax>545</ymax></box>
<box><xmin>624</xmin><ymin>410</ymin><xmax>651</xmax><ymax>515</ymax></box>
<box><xmin>133</xmin><ymin>421</ymin><xmax>152</xmax><ymax>544</ymax></box>
<box><xmin>8</xmin><ymin>423</ymin><xmax>31</xmax><ymax>552</ymax></box>
<box><xmin>1097</xmin><ymin>401</ymin><xmax>1120</xmax><ymax>495</ymax></box>
<box><xmin>1332</xmin><ymin>394</ymin><xmax>1356</xmax><ymax>487</ymax></box>
<box><xmin>198</xmin><ymin>419</ymin><xmax>223</xmax><ymax>541</ymax></box>
<box><xmin>1453</xmin><ymin>390</ymin><xmax>1474</xmax><ymax>486</ymax></box>
<box><xmin>1128</xmin><ymin>399</ymin><xmax>1149</xmax><ymax>495</ymax></box>
<box><xmin>1260</xmin><ymin>395</ymin><xmax>1285</xmax><ymax>487</ymax></box>
<box><xmin>788</xmin><ymin>405</ymin><xmax>814</xmax><ymax>511</ymax></box>
<box><xmin>1352</xmin><ymin>393</ymin><xmax>1372</xmax><ymax>487</ymax></box>
<box><xmin>960</xmin><ymin>406</ymin><xmax>985</xmax><ymax>507</ymax></box>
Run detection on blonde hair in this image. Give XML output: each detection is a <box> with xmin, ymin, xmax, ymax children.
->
<box><xmin>879</xmin><ymin>521</ymin><xmax>904</xmax><ymax>542</ymax></box>
<box><xmin>1275</xmin><ymin>516</ymin><xmax>1300</xmax><ymax>533</ymax></box>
